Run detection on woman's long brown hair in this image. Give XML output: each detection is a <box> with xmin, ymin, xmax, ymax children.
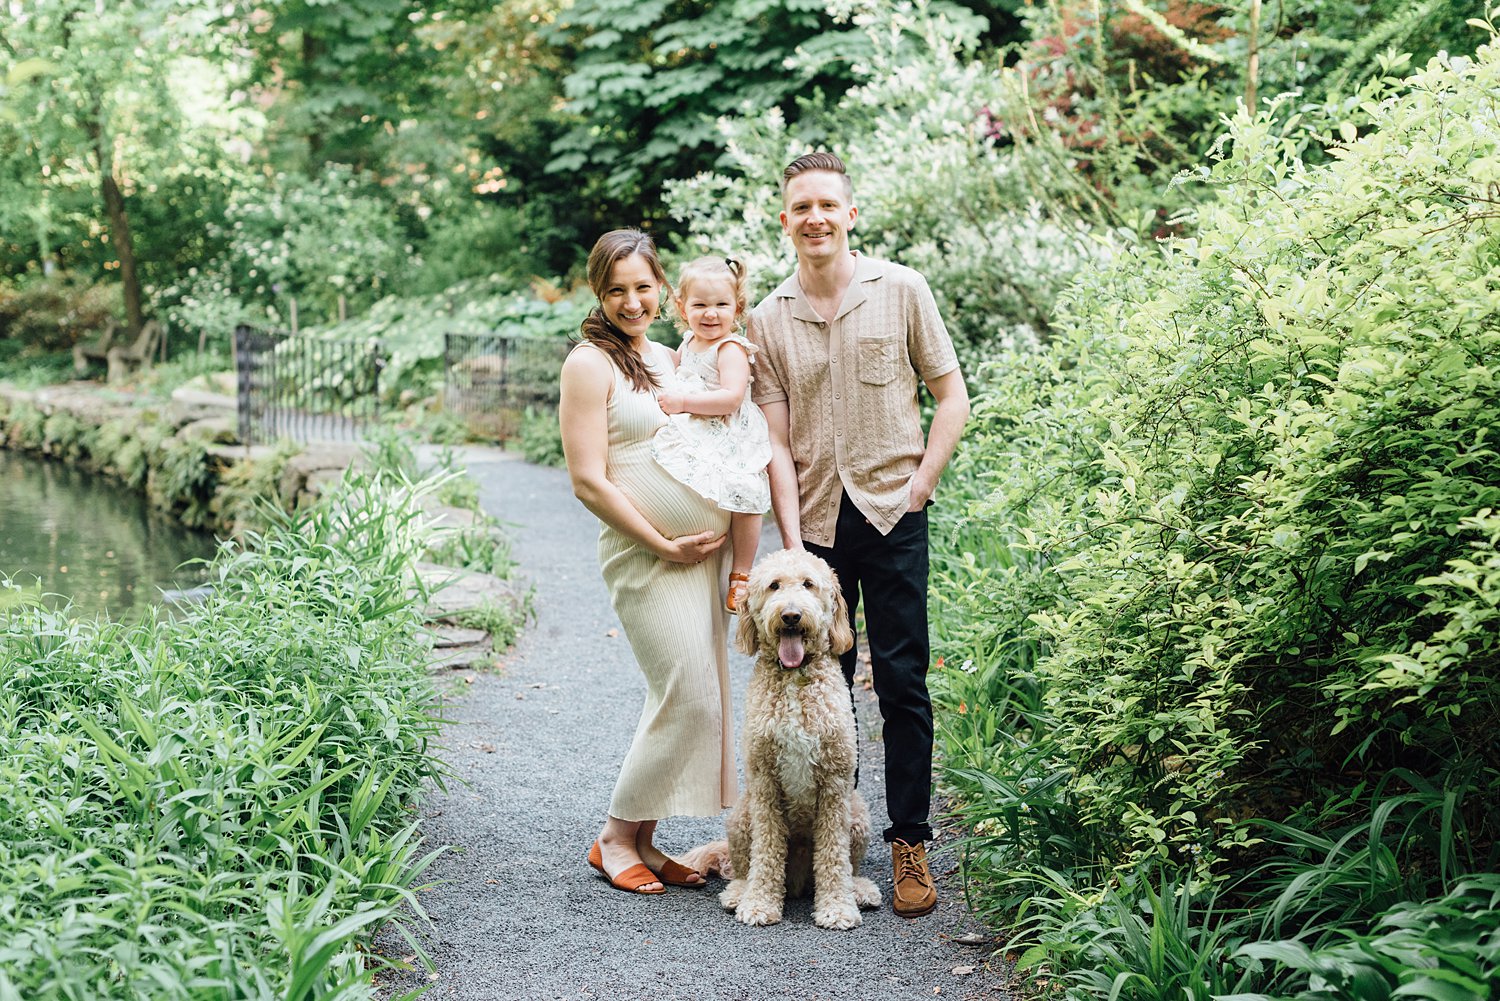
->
<box><xmin>579</xmin><ymin>229</ymin><xmax>667</xmax><ymax>394</ymax></box>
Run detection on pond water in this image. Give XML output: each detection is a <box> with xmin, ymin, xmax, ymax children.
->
<box><xmin>0</xmin><ymin>449</ymin><xmax>221</xmax><ymax>618</ymax></box>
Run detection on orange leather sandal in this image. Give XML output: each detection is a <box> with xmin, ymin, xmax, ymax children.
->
<box><xmin>588</xmin><ymin>841</ymin><xmax>666</xmax><ymax>895</ymax></box>
<box><xmin>650</xmin><ymin>857</ymin><xmax>707</xmax><ymax>888</ymax></box>
<box><xmin>726</xmin><ymin>571</ymin><xmax>751</xmax><ymax>615</ymax></box>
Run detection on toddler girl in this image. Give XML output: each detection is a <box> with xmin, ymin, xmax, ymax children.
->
<box><xmin>651</xmin><ymin>256</ymin><xmax>771</xmax><ymax>613</ymax></box>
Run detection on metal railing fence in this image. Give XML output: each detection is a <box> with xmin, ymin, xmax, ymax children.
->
<box><xmin>443</xmin><ymin>332</ymin><xmax>571</xmax><ymax>440</ymax></box>
<box><xmin>234</xmin><ymin>324</ymin><xmax>385</xmax><ymax>446</ymax></box>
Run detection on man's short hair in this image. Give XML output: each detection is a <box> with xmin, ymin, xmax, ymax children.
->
<box><xmin>781</xmin><ymin>152</ymin><xmax>853</xmax><ymax>202</ymax></box>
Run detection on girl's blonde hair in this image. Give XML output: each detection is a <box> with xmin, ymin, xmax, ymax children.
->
<box><xmin>672</xmin><ymin>256</ymin><xmax>751</xmax><ymax>334</ymax></box>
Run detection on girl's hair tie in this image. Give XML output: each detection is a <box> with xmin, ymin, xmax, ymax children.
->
<box><xmin>725</xmin><ymin>257</ymin><xmax>742</xmax><ymax>276</ymax></box>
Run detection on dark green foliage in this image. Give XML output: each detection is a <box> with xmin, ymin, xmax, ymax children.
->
<box><xmin>546</xmin><ymin>0</ymin><xmax>868</xmax><ymax>211</ymax></box>
<box><xmin>0</xmin><ymin>272</ymin><xmax>118</xmax><ymax>350</ymax></box>
<box><xmin>0</xmin><ymin>339</ymin><xmax>73</xmax><ymax>387</ymax></box>
<box><xmin>225</xmin><ymin>0</ymin><xmax>443</xmax><ymax>168</ymax></box>
<box><xmin>1235</xmin><ymin>875</ymin><xmax>1500</xmax><ymax>1001</ymax></box>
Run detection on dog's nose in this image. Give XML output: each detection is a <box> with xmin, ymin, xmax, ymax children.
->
<box><xmin>780</xmin><ymin>611</ymin><xmax>801</xmax><ymax>627</ymax></box>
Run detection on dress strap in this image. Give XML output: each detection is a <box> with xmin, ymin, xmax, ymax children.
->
<box><xmin>715</xmin><ymin>332</ymin><xmax>758</xmax><ymax>362</ymax></box>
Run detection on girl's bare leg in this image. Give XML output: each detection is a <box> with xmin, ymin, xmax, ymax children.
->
<box><xmin>730</xmin><ymin>512</ymin><xmax>761</xmax><ymax>576</ymax></box>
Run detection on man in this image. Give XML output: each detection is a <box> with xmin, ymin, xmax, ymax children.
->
<box><xmin>749</xmin><ymin>151</ymin><xmax>970</xmax><ymax>918</ymax></box>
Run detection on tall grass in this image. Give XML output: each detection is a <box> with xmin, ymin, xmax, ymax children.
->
<box><xmin>0</xmin><ymin>470</ymin><xmax>447</xmax><ymax>999</ymax></box>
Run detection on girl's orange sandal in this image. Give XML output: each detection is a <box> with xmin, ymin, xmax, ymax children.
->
<box><xmin>588</xmin><ymin>841</ymin><xmax>666</xmax><ymax>895</ymax></box>
<box><xmin>726</xmin><ymin>572</ymin><xmax>751</xmax><ymax>615</ymax></box>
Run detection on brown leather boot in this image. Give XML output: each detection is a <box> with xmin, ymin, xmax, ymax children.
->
<box><xmin>891</xmin><ymin>839</ymin><xmax>937</xmax><ymax>917</ymax></box>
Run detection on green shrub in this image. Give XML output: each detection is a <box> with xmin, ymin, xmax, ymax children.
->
<box><xmin>518</xmin><ymin>405</ymin><xmax>565</xmax><ymax>467</ymax></box>
<box><xmin>0</xmin><ymin>471</ymin><xmax>445</xmax><ymax>998</ymax></box>
<box><xmin>424</xmin><ymin>527</ymin><xmax>516</xmax><ymax>581</ymax></box>
<box><xmin>0</xmin><ymin>339</ymin><xmax>73</xmax><ymax>387</ymax></box>
<box><xmin>934</xmin><ymin>23</ymin><xmax>1500</xmax><ymax>996</ymax></box>
<box><xmin>40</xmin><ymin>412</ymin><xmax>85</xmax><ymax>463</ymax></box>
<box><xmin>213</xmin><ymin>440</ymin><xmax>301</xmax><ymax>535</ymax></box>
<box><xmin>947</xmin><ymin>34</ymin><xmax>1500</xmax><ymax>868</ymax></box>
<box><xmin>448</xmin><ymin>594</ymin><xmax>531</xmax><ymax>653</ymax></box>
<box><xmin>994</xmin><ymin>773</ymin><xmax>1498</xmax><ymax>998</ymax></box>
<box><xmin>0</xmin><ymin>272</ymin><xmax>120</xmax><ymax>351</ymax></box>
<box><xmin>4</xmin><ymin>401</ymin><xmax>47</xmax><ymax>451</ymax></box>
<box><xmin>664</xmin><ymin>4</ymin><xmax>1110</xmax><ymax>355</ymax></box>
<box><xmin>1234</xmin><ymin>874</ymin><xmax>1500</xmax><ymax>1001</ymax></box>
<box><xmin>1011</xmin><ymin>866</ymin><xmax>1259</xmax><ymax>1001</ymax></box>
<box><xmin>148</xmin><ymin>437</ymin><xmax>216</xmax><ymax>528</ymax></box>
<box><xmin>404</xmin><ymin>201</ymin><xmax>539</xmax><ymax>296</ymax></box>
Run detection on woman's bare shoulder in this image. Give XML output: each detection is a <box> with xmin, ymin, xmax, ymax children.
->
<box><xmin>563</xmin><ymin>341</ymin><xmax>612</xmax><ymax>375</ymax></box>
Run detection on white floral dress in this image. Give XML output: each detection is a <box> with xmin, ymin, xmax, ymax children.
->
<box><xmin>651</xmin><ymin>332</ymin><xmax>772</xmax><ymax>515</ymax></box>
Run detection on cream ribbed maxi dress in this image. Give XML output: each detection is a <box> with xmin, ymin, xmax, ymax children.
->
<box><xmin>585</xmin><ymin>341</ymin><xmax>737</xmax><ymax>821</ymax></box>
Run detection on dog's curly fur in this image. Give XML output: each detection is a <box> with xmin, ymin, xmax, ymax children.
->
<box><xmin>706</xmin><ymin>548</ymin><xmax>881</xmax><ymax>929</ymax></box>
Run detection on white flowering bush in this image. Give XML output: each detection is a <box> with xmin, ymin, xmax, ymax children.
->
<box><xmin>295</xmin><ymin>277</ymin><xmax>593</xmax><ymax>402</ymax></box>
<box><xmin>664</xmin><ymin>1</ymin><xmax>1117</xmax><ymax>356</ymax></box>
<box><xmin>163</xmin><ymin>164</ymin><xmax>417</xmax><ymax>343</ymax></box>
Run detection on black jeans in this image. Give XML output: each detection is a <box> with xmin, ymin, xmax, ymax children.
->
<box><xmin>805</xmin><ymin>492</ymin><xmax>934</xmax><ymax>845</ymax></box>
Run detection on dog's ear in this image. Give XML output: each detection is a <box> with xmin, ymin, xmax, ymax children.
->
<box><xmin>830</xmin><ymin>581</ymin><xmax>855</xmax><ymax>656</ymax></box>
<box><xmin>734</xmin><ymin>593</ymin><xmax>758</xmax><ymax>655</ymax></box>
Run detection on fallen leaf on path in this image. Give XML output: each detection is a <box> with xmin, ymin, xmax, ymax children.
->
<box><xmin>951</xmin><ymin>965</ymin><xmax>976</xmax><ymax>975</ymax></box>
<box><xmin>606</xmin><ymin>628</ymin><xmax>619</xmax><ymax>638</ymax></box>
<box><xmin>470</xmin><ymin>741</ymin><xmax>496</xmax><ymax>753</ymax></box>
<box><xmin>952</xmin><ymin>932</ymin><xmax>988</xmax><ymax>946</ymax></box>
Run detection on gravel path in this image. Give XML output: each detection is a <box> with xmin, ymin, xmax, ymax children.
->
<box><xmin>377</xmin><ymin>448</ymin><xmax>1017</xmax><ymax>1001</ymax></box>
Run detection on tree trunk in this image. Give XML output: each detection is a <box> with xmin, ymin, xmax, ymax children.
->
<box><xmin>61</xmin><ymin>9</ymin><xmax>144</xmax><ymax>335</ymax></box>
<box><xmin>89</xmin><ymin>114</ymin><xmax>144</xmax><ymax>334</ymax></box>
<box><xmin>303</xmin><ymin>28</ymin><xmax>324</xmax><ymax>161</ymax></box>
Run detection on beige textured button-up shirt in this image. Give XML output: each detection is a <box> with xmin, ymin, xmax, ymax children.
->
<box><xmin>750</xmin><ymin>253</ymin><xmax>959</xmax><ymax>546</ymax></box>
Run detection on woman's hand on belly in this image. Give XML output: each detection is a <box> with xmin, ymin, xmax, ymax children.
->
<box><xmin>656</xmin><ymin>530</ymin><xmax>727</xmax><ymax>565</ymax></box>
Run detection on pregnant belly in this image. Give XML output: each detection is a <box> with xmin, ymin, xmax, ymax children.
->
<box><xmin>612</xmin><ymin>452</ymin><xmax>729</xmax><ymax>539</ymax></box>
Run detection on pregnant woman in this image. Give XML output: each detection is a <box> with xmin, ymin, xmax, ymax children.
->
<box><xmin>559</xmin><ymin>228</ymin><xmax>737</xmax><ymax>895</ymax></box>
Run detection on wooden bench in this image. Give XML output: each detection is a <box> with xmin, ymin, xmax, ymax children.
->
<box><xmin>73</xmin><ymin>319</ymin><xmax>163</xmax><ymax>381</ymax></box>
<box><xmin>72</xmin><ymin>319</ymin><xmax>119</xmax><ymax>375</ymax></box>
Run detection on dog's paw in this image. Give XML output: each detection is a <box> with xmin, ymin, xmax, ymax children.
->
<box><xmin>735</xmin><ymin>897</ymin><xmax>783</xmax><ymax>926</ymax></box>
<box><xmin>853</xmin><ymin>876</ymin><xmax>882</xmax><ymax>910</ymax></box>
<box><xmin>719</xmin><ymin>879</ymin><xmax>745</xmax><ymax>911</ymax></box>
<box><xmin>813</xmin><ymin>898</ymin><xmax>862</xmax><ymax>931</ymax></box>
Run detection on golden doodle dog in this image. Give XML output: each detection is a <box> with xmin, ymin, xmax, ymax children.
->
<box><xmin>691</xmin><ymin>548</ymin><xmax>882</xmax><ymax>929</ymax></box>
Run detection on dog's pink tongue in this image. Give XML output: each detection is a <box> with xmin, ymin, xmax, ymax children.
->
<box><xmin>778</xmin><ymin>633</ymin><xmax>806</xmax><ymax>669</ymax></box>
